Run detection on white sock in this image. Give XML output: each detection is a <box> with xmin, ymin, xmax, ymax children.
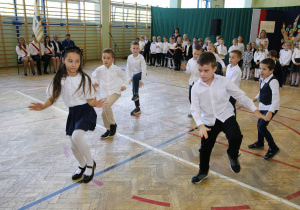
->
<box><xmin>72</xmin><ymin>130</ymin><xmax>94</xmax><ymax>176</ymax></box>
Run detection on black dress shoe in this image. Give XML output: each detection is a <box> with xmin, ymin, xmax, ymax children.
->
<box><xmin>43</xmin><ymin>70</ymin><xmax>49</xmax><ymax>74</ymax></box>
<box><xmin>72</xmin><ymin>166</ymin><xmax>86</xmax><ymax>180</ymax></box>
<box><xmin>37</xmin><ymin>71</ymin><xmax>42</xmax><ymax>75</ymax></box>
<box><xmin>264</xmin><ymin>147</ymin><xmax>280</xmax><ymax>160</ymax></box>
<box><xmin>228</xmin><ymin>153</ymin><xmax>241</xmax><ymax>173</ymax></box>
<box><xmin>248</xmin><ymin>142</ymin><xmax>264</xmax><ymax>149</ymax></box>
<box><xmin>82</xmin><ymin>160</ymin><xmax>96</xmax><ymax>183</ymax></box>
<box><xmin>191</xmin><ymin>170</ymin><xmax>208</xmax><ymax>184</ymax></box>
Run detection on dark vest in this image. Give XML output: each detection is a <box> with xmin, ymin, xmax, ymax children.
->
<box><xmin>259</xmin><ymin>76</ymin><xmax>276</xmax><ymax>105</ymax></box>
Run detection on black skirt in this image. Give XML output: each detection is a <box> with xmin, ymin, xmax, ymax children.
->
<box><xmin>291</xmin><ymin>58</ymin><xmax>300</xmax><ymax>73</ymax></box>
<box><xmin>66</xmin><ymin>103</ymin><xmax>97</xmax><ymax>136</ymax></box>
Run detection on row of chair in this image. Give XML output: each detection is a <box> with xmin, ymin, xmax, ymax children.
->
<box><xmin>17</xmin><ymin>56</ymin><xmax>52</xmax><ymax>75</ymax></box>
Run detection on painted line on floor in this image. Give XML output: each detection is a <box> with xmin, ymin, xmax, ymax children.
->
<box><xmin>285</xmin><ymin>191</ymin><xmax>300</xmax><ymax>200</ymax></box>
<box><xmin>63</xmin><ymin>146</ymin><xmax>70</xmax><ymax>158</ymax></box>
<box><xmin>92</xmin><ymin>179</ymin><xmax>104</xmax><ymax>186</ymax></box>
<box><xmin>16</xmin><ymin>91</ymin><xmax>300</xmax><ymax>210</ymax></box>
<box><xmin>0</xmin><ymin>107</ymin><xmax>27</xmax><ymax>114</ymax></box>
<box><xmin>132</xmin><ymin>195</ymin><xmax>171</xmax><ymax>207</ymax></box>
<box><xmin>210</xmin><ymin>205</ymin><xmax>251</xmax><ymax>210</ymax></box>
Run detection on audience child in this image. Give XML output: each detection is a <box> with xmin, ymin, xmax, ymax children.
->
<box><xmin>92</xmin><ymin>48</ymin><xmax>127</xmax><ymax>139</ymax></box>
<box><xmin>207</xmin><ymin>44</ymin><xmax>226</xmax><ymax>75</ymax></box>
<box><xmin>16</xmin><ymin>36</ymin><xmax>35</xmax><ymax>76</ymax></box>
<box><xmin>144</xmin><ymin>35</ymin><xmax>151</xmax><ymax>64</ymax></box>
<box><xmin>44</xmin><ymin>35</ymin><xmax>59</xmax><ymax>73</ymax></box>
<box><xmin>203</xmin><ymin>37</ymin><xmax>211</xmax><ymax>51</ymax></box>
<box><xmin>139</xmin><ymin>36</ymin><xmax>145</xmax><ymax>56</ymax></box>
<box><xmin>237</xmin><ymin>35</ymin><xmax>244</xmax><ymax>67</ymax></box>
<box><xmin>242</xmin><ymin>43</ymin><xmax>253</xmax><ymax>80</ymax></box>
<box><xmin>166</xmin><ymin>37</ymin><xmax>176</xmax><ymax>69</ymax></box>
<box><xmin>250</xmin><ymin>42</ymin><xmax>257</xmax><ymax>79</ymax></box>
<box><xmin>198</xmin><ymin>38</ymin><xmax>203</xmax><ymax>47</ymax></box>
<box><xmin>126</xmin><ymin>41</ymin><xmax>147</xmax><ymax>115</ymax></box>
<box><xmin>217</xmin><ymin>38</ymin><xmax>227</xmax><ymax>63</ymax></box>
<box><xmin>182</xmin><ymin>34</ymin><xmax>188</xmax><ymax>49</ymax></box>
<box><xmin>248</xmin><ymin>58</ymin><xmax>280</xmax><ymax>160</ymax></box>
<box><xmin>228</xmin><ymin>38</ymin><xmax>239</xmax><ymax>53</ymax></box>
<box><xmin>162</xmin><ymin>36</ymin><xmax>169</xmax><ymax>67</ymax></box>
<box><xmin>291</xmin><ymin>40</ymin><xmax>300</xmax><ymax>87</ymax></box>
<box><xmin>214</xmin><ymin>35</ymin><xmax>221</xmax><ymax>46</ymax></box>
<box><xmin>29</xmin><ymin>34</ymin><xmax>49</xmax><ymax>75</ymax></box>
<box><xmin>155</xmin><ymin>36</ymin><xmax>163</xmax><ymax>67</ymax></box>
<box><xmin>181</xmin><ymin>45</ymin><xmax>203</xmax><ymax>117</ymax></box>
<box><xmin>184</xmin><ymin>38</ymin><xmax>193</xmax><ymax>65</ymax></box>
<box><xmin>136</xmin><ymin>37</ymin><xmax>140</xmax><ymax>42</ymax></box>
<box><xmin>192</xmin><ymin>37</ymin><xmax>199</xmax><ymax>49</ymax></box>
<box><xmin>174</xmin><ymin>37</ymin><xmax>184</xmax><ymax>70</ymax></box>
<box><xmin>268</xmin><ymin>50</ymin><xmax>283</xmax><ymax>90</ymax></box>
<box><xmin>190</xmin><ymin>52</ymin><xmax>266</xmax><ymax>184</ymax></box>
<box><xmin>226</xmin><ymin>50</ymin><xmax>242</xmax><ymax>117</ymax></box>
<box><xmin>254</xmin><ymin>44</ymin><xmax>266</xmax><ymax>81</ymax></box>
<box><xmin>279</xmin><ymin>42</ymin><xmax>292</xmax><ymax>85</ymax></box>
<box><xmin>149</xmin><ymin>36</ymin><xmax>157</xmax><ymax>66</ymax></box>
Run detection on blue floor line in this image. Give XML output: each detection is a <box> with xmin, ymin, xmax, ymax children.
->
<box><xmin>0</xmin><ymin>107</ymin><xmax>27</xmax><ymax>114</ymax></box>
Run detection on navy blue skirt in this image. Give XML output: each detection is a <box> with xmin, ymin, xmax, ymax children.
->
<box><xmin>166</xmin><ymin>49</ymin><xmax>174</xmax><ymax>59</ymax></box>
<box><xmin>66</xmin><ymin>103</ymin><xmax>97</xmax><ymax>136</ymax></box>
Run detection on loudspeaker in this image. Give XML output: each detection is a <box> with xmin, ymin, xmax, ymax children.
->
<box><xmin>210</xmin><ymin>19</ymin><xmax>221</xmax><ymax>35</ymax></box>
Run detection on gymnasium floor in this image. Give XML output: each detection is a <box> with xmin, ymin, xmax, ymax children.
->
<box><xmin>0</xmin><ymin>60</ymin><xmax>299</xmax><ymax>210</ymax></box>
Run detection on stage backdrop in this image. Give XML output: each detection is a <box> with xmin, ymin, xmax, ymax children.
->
<box><xmin>151</xmin><ymin>6</ymin><xmax>300</xmax><ymax>64</ymax></box>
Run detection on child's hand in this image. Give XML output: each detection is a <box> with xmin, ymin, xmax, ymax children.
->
<box><xmin>253</xmin><ymin>110</ymin><xmax>269</xmax><ymax>121</ymax></box>
<box><xmin>28</xmin><ymin>103</ymin><xmax>44</xmax><ymax>111</ymax></box>
<box><xmin>256</xmin><ymin>62</ymin><xmax>259</xmax><ymax>65</ymax></box>
<box><xmin>94</xmin><ymin>97</ymin><xmax>108</xmax><ymax>108</ymax></box>
<box><xmin>253</xmin><ymin>98</ymin><xmax>257</xmax><ymax>102</ymax></box>
<box><xmin>93</xmin><ymin>82</ymin><xmax>99</xmax><ymax>88</ymax></box>
<box><xmin>121</xmin><ymin>86</ymin><xmax>126</xmax><ymax>91</ymax></box>
<box><xmin>129</xmin><ymin>79</ymin><xmax>132</xmax><ymax>85</ymax></box>
<box><xmin>245</xmin><ymin>62</ymin><xmax>248</xmax><ymax>65</ymax></box>
<box><xmin>139</xmin><ymin>82</ymin><xmax>144</xmax><ymax>88</ymax></box>
<box><xmin>199</xmin><ymin>124</ymin><xmax>211</xmax><ymax>139</ymax></box>
<box><xmin>281</xmin><ymin>64</ymin><xmax>285</xmax><ymax>67</ymax></box>
<box><xmin>222</xmin><ymin>67</ymin><xmax>226</xmax><ymax>73</ymax></box>
<box><xmin>265</xmin><ymin>111</ymin><xmax>273</xmax><ymax>121</ymax></box>
<box><xmin>181</xmin><ymin>64</ymin><xmax>186</xmax><ymax>70</ymax></box>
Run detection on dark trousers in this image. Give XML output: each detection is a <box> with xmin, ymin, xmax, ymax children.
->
<box><xmin>156</xmin><ymin>53</ymin><xmax>162</xmax><ymax>65</ymax></box>
<box><xmin>144</xmin><ymin>50</ymin><xmax>150</xmax><ymax>63</ymax></box>
<box><xmin>189</xmin><ymin>83</ymin><xmax>194</xmax><ymax>104</ymax></box>
<box><xmin>257</xmin><ymin>110</ymin><xmax>278</xmax><ymax>149</ymax></box>
<box><xmin>199</xmin><ymin>116</ymin><xmax>243</xmax><ymax>173</ymax></box>
<box><xmin>150</xmin><ymin>53</ymin><xmax>156</xmax><ymax>65</ymax></box>
<box><xmin>31</xmin><ymin>55</ymin><xmax>49</xmax><ymax>73</ymax></box>
<box><xmin>282</xmin><ymin>65</ymin><xmax>289</xmax><ymax>84</ymax></box>
<box><xmin>132</xmin><ymin>72</ymin><xmax>142</xmax><ymax>107</ymax></box>
<box><xmin>161</xmin><ymin>53</ymin><xmax>167</xmax><ymax>67</ymax></box>
<box><xmin>42</xmin><ymin>55</ymin><xmax>51</xmax><ymax>71</ymax></box>
<box><xmin>174</xmin><ymin>57</ymin><xmax>181</xmax><ymax>70</ymax></box>
<box><xmin>229</xmin><ymin>96</ymin><xmax>237</xmax><ymax>117</ymax></box>
<box><xmin>140</xmin><ymin>51</ymin><xmax>144</xmax><ymax>56</ymax></box>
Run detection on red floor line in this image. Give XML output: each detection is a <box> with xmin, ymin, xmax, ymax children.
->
<box><xmin>211</xmin><ymin>205</ymin><xmax>251</xmax><ymax>210</ymax></box>
<box><xmin>132</xmin><ymin>196</ymin><xmax>171</xmax><ymax>207</ymax></box>
<box><xmin>294</xmin><ymin>158</ymin><xmax>300</xmax><ymax>162</ymax></box>
<box><xmin>285</xmin><ymin>190</ymin><xmax>300</xmax><ymax>200</ymax></box>
<box><xmin>63</xmin><ymin>146</ymin><xmax>70</xmax><ymax>158</ymax></box>
<box><xmin>92</xmin><ymin>179</ymin><xmax>104</xmax><ymax>186</ymax></box>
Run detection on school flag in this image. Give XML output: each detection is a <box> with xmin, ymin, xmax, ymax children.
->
<box><xmin>32</xmin><ymin>0</ymin><xmax>43</xmax><ymax>43</ymax></box>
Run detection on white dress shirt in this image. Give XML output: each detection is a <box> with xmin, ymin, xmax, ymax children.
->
<box><xmin>217</xmin><ymin>45</ymin><xmax>227</xmax><ymax>60</ymax></box>
<box><xmin>292</xmin><ymin>48</ymin><xmax>300</xmax><ymax>64</ymax></box>
<box><xmin>44</xmin><ymin>44</ymin><xmax>54</xmax><ymax>54</ymax></box>
<box><xmin>228</xmin><ymin>45</ymin><xmax>240</xmax><ymax>53</ymax></box>
<box><xmin>91</xmin><ymin>64</ymin><xmax>127</xmax><ymax>98</ymax></box>
<box><xmin>150</xmin><ymin>42</ymin><xmax>157</xmax><ymax>54</ymax></box>
<box><xmin>226</xmin><ymin>64</ymin><xmax>242</xmax><ymax>87</ymax></box>
<box><xmin>126</xmin><ymin>54</ymin><xmax>147</xmax><ymax>83</ymax></box>
<box><xmin>255</xmin><ymin>73</ymin><xmax>280</xmax><ymax>112</ymax></box>
<box><xmin>29</xmin><ymin>41</ymin><xmax>44</xmax><ymax>56</ymax></box>
<box><xmin>168</xmin><ymin>43</ymin><xmax>176</xmax><ymax>50</ymax></box>
<box><xmin>279</xmin><ymin>49</ymin><xmax>292</xmax><ymax>65</ymax></box>
<box><xmin>254</xmin><ymin>51</ymin><xmax>266</xmax><ymax>62</ymax></box>
<box><xmin>238</xmin><ymin>43</ymin><xmax>245</xmax><ymax>55</ymax></box>
<box><xmin>182</xmin><ymin>40</ymin><xmax>188</xmax><ymax>49</ymax></box>
<box><xmin>46</xmin><ymin>73</ymin><xmax>96</xmax><ymax>107</ymax></box>
<box><xmin>191</xmin><ymin>74</ymin><xmax>257</xmax><ymax>126</ymax></box>
<box><xmin>162</xmin><ymin>42</ymin><xmax>169</xmax><ymax>54</ymax></box>
<box><xmin>185</xmin><ymin>58</ymin><xmax>198</xmax><ymax>85</ymax></box>
<box><xmin>156</xmin><ymin>42</ymin><xmax>163</xmax><ymax>53</ymax></box>
<box><xmin>53</xmin><ymin>40</ymin><xmax>60</xmax><ymax>52</ymax></box>
<box><xmin>213</xmin><ymin>52</ymin><xmax>226</xmax><ymax>68</ymax></box>
<box><xmin>16</xmin><ymin>45</ymin><xmax>30</xmax><ymax>59</ymax></box>
<box><xmin>185</xmin><ymin>44</ymin><xmax>191</xmax><ymax>56</ymax></box>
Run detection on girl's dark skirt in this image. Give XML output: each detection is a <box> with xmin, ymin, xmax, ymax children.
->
<box><xmin>291</xmin><ymin>58</ymin><xmax>300</xmax><ymax>73</ymax></box>
<box><xmin>66</xmin><ymin>103</ymin><xmax>97</xmax><ymax>136</ymax></box>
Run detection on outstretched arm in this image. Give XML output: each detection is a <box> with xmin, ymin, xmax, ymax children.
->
<box><xmin>28</xmin><ymin>98</ymin><xmax>52</xmax><ymax>111</ymax></box>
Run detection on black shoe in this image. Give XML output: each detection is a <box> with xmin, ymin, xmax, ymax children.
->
<box><xmin>72</xmin><ymin>166</ymin><xmax>86</xmax><ymax>180</ymax></box>
<box><xmin>264</xmin><ymin>147</ymin><xmax>280</xmax><ymax>160</ymax></box>
<box><xmin>101</xmin><ymin>130</ymin><xmax>110</xmax><ymax>139</ymax></box>
<box><xmin>290</xmin><ymin>83</ymin><xmax>294</xmax><ymax>86</ymax></box>
<box><xmin>37</xmin><ymin>71</ymin><xmax>42</xmax><ymax>75</ymax></box>
<box><xmin>32</xmin><ymin>72</ymin><xmax>36</xmax><ymax>75</ymax></box>
<box><xmin>228</xmin><ymin>153</ymin><xmax>241</xmax><ymax>173</ymax></box>
<box><xmin>131</xmin><ymin>107</ymin><xmax>141</xmax><ymax>116</ymax></box>
<box><xmin>295</xmin><ymin>84</ymin><xmax>299</xmax><ymax>87</ymax></box>
<box><xmin>109</xmin><ymin>124</ymin><xmax>117</xmax><ymax>137</ymax></box>
<box><xmin>81</xmin><ymin>160</ymin><xmax>96</xmax><ymax>183</ymax></box>
<box><xmin>248</xmin><ymin>142</ymin><xmax>264</xmax><ymax>149</ymax></box>
<box><xmin>43</xmin><ymin>70</ymin><xmax>49</xmax><ymax>74</ymax></box>
<box><xmin>131</xmin><ymin>94</ymin><xmax>139</xmax><ymax>101</ymax></box>
<box><xmin>191</xmin><ymin>170</ymin><xmax>208</xmax><ymax>184</ymax></box>
<box><xmin>24</xmin><ymin>73</ymin><xmax>27</xmax><ymax>76</ymax></box>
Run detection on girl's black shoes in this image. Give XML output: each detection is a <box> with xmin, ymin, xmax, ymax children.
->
<box><xmin>81</xmin><ymin>160</ymin><xmax>96</xmax><ymax>183</ymax></box>
<box><xmin>72</xmin><ymin>166</ymin><xmax>86</xmax><ymax>180</ymax></box>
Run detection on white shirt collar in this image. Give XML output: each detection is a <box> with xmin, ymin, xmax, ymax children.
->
<box><xmin>260</xmin><ymin>73</ymin><xmax>274</xmax><ymax>83</ymax></box>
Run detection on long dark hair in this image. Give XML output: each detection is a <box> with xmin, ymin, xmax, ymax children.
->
<box><xmin>49</xmin><ymin>46</ymin><xmax>95</xmax><ymax>104</ymax></box>
<box><xmin>44</xmin><ymin>35</ymin><xmax>52</xmax><ymax>48</ymax></box>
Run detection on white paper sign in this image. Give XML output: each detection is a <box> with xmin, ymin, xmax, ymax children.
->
<box><xmin>259</xmin><ymin>21</ymin><xmax>276</xmax><ymax>33</ymax></box>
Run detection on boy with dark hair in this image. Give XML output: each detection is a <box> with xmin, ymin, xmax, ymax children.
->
<box><xmin>248</xmin><ymin>58</ymin><xmax>280</xmax><ymax>159</ymax></box>
<box><xmin>191</xmin><ymin>52</ymin><xmax>266</xmax><ymax>184</ymax></box>
<box><xmin>268</xmin><ymin>50</ymin><xmax>283</xmax><ymax>91</ymax></box>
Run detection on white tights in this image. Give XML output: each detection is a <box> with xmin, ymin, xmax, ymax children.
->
<box><xmin>69</xmin><ymin>129</ymin><xmax>93</xmax><ymax>175</ymax></box>
<box><xmin>242</xmin><ymin>67</ymin><xmax>251</xmax><ymax>79</ymax></box>
<box><xmin>292</xmin><ymin>72</ymin><xmax>300</xmax><ymax>85</ymax></box>
<box><xmin>255</xmin><ymin>68</ymin><xmax>260</xmax><ymax>78</ymax></box>
<box><xmin>169</xmin><ymin>59</ymin><xmax>174</xmax><ymax>68</ymax></box>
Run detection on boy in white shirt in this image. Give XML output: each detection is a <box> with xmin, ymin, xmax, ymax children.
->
<box><xmin>217</xmin><ymin>38</ymin><xmax>227</xmax><ymax>63</ymax></box>
<box><xmin>228</xmin><ymin>38</ymin><xmax>240</xmax><ymax>53</ymax></box>
<box><xmin>181</xmin><ymin>45</ymin><xmax>203</xmax><ymax>117</ymax></box>
<box><xmin>190</xmin><ymin>52</ymin><xmax>266</xmax><ymax>184</ymax></box>
<box><xmin>139</xmin><ymin>36</ymin><xmax>145</xmax><ymax>56</ymax></box>
<box><xmin>150</xmin><ymin>36</ymin><xmax>157</xmax><ymax>66</ymax></box>
<box><xmin>155</xmin><ymin>36</ymin><xmax>163</xmax><ymax>67</ymax></box>
<box><xmin>226</xmin><ymin>50</ymin><xmax>242</xmax><ymax>117</ymax></box>
<box><xmin>29</xmin><ymin>34</ymin><xmax>48</xmax><ymax>75</ymax></box>
<box><xmin>162</xmin><ymin>36</ymin><xmax>169</xmax><ymax>67</ymax></box>
<box><xmin>279</xmin><ymin>42</ymin><xmax>292</xmax><ymax>85</ymax></box>
<box><xmin>126</xmin><ymin>41</ymin><xmax>147</xmax><ymax>116</ymax></box>
<box><xmin>214</xmin><ymin>35</ymin><xmax>221</xmax><ymax>46</ymax></box>
<box><xmin>92</xmin><ymin>48</ymin><xmax>127</xmax><ymax>139</ymax></box>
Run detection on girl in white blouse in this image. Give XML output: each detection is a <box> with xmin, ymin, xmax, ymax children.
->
<box><xmin>254</xmin><ymin>44</ymin><xmax>266</xmax><ymax>81</ymax></box>
<box><xmin>16</xmin><ymin>36</ymin><xmax>35</xmax><ymax>76</ymax></box>
<box><xmin>44</xmin><ymin>35</ymin><xmax>59</xmax><ymax>73</ymax></box>
<box><xmin>29</xmin><ymin>46</ymin><xmax>108</xmax><ymax>183</ymax></box>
